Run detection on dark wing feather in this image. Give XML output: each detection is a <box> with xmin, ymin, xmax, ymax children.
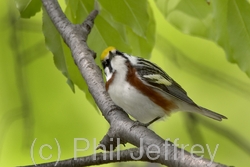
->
<box><xmin>135</xmin><ymin>59</ymin><xmax>196</xmax><ymax>106</ymax></box>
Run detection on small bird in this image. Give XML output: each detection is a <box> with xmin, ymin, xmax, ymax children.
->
<box><xmin>100</xmin><ymin>46</ymin><xmax>227</xmax><ymax>125</ymax></box>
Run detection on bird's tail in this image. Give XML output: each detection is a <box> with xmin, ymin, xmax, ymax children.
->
<box><xmin>198</xmin><ymin>106</ymin><xmax>227</xmax><ymax>121</ymax></box>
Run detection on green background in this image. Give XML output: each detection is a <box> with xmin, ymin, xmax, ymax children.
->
<box><xmin>1</xmin><ymin>0</ymin><xmax>250</xmax><ymax>167</ymax></box>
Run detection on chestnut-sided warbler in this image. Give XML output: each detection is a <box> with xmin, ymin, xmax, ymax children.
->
<box><xmin>100</xmin><ymin>46</ymin><xmax>227</xmax><ymax>125</ymax></box>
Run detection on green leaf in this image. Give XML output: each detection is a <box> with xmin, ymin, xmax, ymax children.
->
<box><xmin>154</xmin><ymin>0</ymin><xmax>250</xmax><ymax>77</ymax></box>
<box><xmin>155</xmin><ymin>0</ymin><xmax>213</xmax><ymax>36</ymax></box>
<box><xmin>126</xmin><ymin>4</ymin><xmax>156</xmax><ymax>57</ymax></box>
<box><xmin>65</xmin><ymin>0</ymin><xmax>155</xmax><ymax>62</ymax></box>
<box><xmin>43</xmin><ymin>0</ymin><xmax>155</xmax><ymax>109</ymax></box>
<box><xmin>42</xmin><ymin>7</ymin><xmax>75</xmax><ymax>92</ymax></box>
<box><xmin>65</xmin><ymin>0</ymin><xmax>129</xmax><ymax>60</ymax></box>
<box><xmin>67</xmin><ymin>0</ymin><xmax>156</xmax><ymax>58</ymax></box>
<box><xmin>227</xmin><ymin>0</ymin><xmax>250</xmax><ymax>73</ymax></box>
<box><xmin>65</xmin><ymin>0</ymin><xmax>80</xmax><ymax>23</ymax></box>
<box><xmin>15</xmin><ymin>0</ymin><xmax>41</xmax><ymax>18</ymax></box>
<box><xmin>98</xmin><ymin>0</ymin><xmax>156</xmax><ymax>59</ymax></box>
<box><xmin>42</xmin><ymin>5</ymin><xmax>99</xmax><ymax>108</ymax></box>
<box><xmin>99</xmin><ymin>0</ymin><xmax>150</xmax><ymax>37</ymax></box>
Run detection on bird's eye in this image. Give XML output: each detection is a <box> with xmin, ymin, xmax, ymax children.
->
<box><xmin>106</xmin><ymin>59</ymin><xmax>110</xmax><ymax>66</ymax></box>
<box><xmin>102</xmin><ymin>59</ymin><xmax>110</xmax><ymax>68</ymax></box>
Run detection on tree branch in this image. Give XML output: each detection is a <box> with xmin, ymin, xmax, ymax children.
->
<box><xmin>20</xmin><ymin>148</ymin><xmax>158</xmax><ymax>167</ymax></box>
<box><xmin>21</xmin><ymin>0</ymin><xmax>229</xmax><ymax>166</ymax></box>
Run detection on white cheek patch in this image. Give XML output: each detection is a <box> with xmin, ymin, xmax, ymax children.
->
<box><xmin>143</xmin><ymin>74</ymin><xmax>172</xmax><ymax>86</ymax></box>
<box><xmin>105</xmin><ymin>67</ymin><xmax>112</xmax><ymax>81</ymax></box>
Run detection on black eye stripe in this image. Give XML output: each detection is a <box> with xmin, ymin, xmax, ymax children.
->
<box><xmin>102</xmin><ymin>50</ymin><xmax>128</xmax><ymax>74</ymax></box>
<box><xmin>115</xmin><ymin>50</ymin><xmax>129</xmax><ymax>60</ymax></box>
<box><xmin>116</xmin><ymin>50</ymin><xmax>123</xmax><ymax>56</ymax></box>
<box><xmin>106</xmin><ymin>59</ymin><xmax>110</xmax><ymax>66</ymax></box>
<box><xmin>102</xmin><ymin>58</ymin><xmax>113</xmax><ymax>74</ymax></box>
<box><xmin>108</xmin><ymin>64</ymin><xmax>113</xmax><ymax>73</ymax></box>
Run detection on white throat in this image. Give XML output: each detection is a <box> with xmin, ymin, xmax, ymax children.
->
<box><xmin>105</xmin><ymin>56</ymin><xmax>128</xmax><ymax>82</ymax></box>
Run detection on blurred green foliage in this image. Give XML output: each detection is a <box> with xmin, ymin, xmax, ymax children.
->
<box><xmin>155</xmin><ymin>0</ymin><xmax>250</xmax><ymax>77</ymax></box>
<box><xmin>0</xmin><ymin>0</ymin><xmax>250</xmax><ymax>167</ymax></box>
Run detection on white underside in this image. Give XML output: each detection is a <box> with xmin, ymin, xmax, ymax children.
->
<box><xmin>108</xmin><ymin>79</ymin><xmax>166</xmax><ymax>123</ymax></box>
<box><xmin>106</xmin><ymin>57</ymin><xmax>165</xmax><ymax>123</ymax></box>
<box><xmin>106</xmin><ymin>56</ymin><xmax>168</xmax><ymax>123</ymax></box>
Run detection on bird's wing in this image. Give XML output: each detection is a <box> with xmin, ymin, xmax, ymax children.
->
<box><xmin>135</xmin><ymin>59</ymin><xmax>196</xmax><ymax>106</ymax></box>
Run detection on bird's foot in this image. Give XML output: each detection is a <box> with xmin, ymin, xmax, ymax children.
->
<box><xmin>130</xmin><ymin>117</ymin><xmax>161</xmax><ymax>130</ymax></box>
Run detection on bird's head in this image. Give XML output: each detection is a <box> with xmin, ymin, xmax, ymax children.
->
<box><xmin>101</xmin><ymin>46</ymin><xmax>131</xmax><ymax>81</ymax></box>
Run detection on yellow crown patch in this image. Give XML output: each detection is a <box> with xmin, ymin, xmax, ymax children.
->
<box><xmin>101</xmin><ymin>46</ymin><xmax>115</xmax><ymax>61</ymax></box>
